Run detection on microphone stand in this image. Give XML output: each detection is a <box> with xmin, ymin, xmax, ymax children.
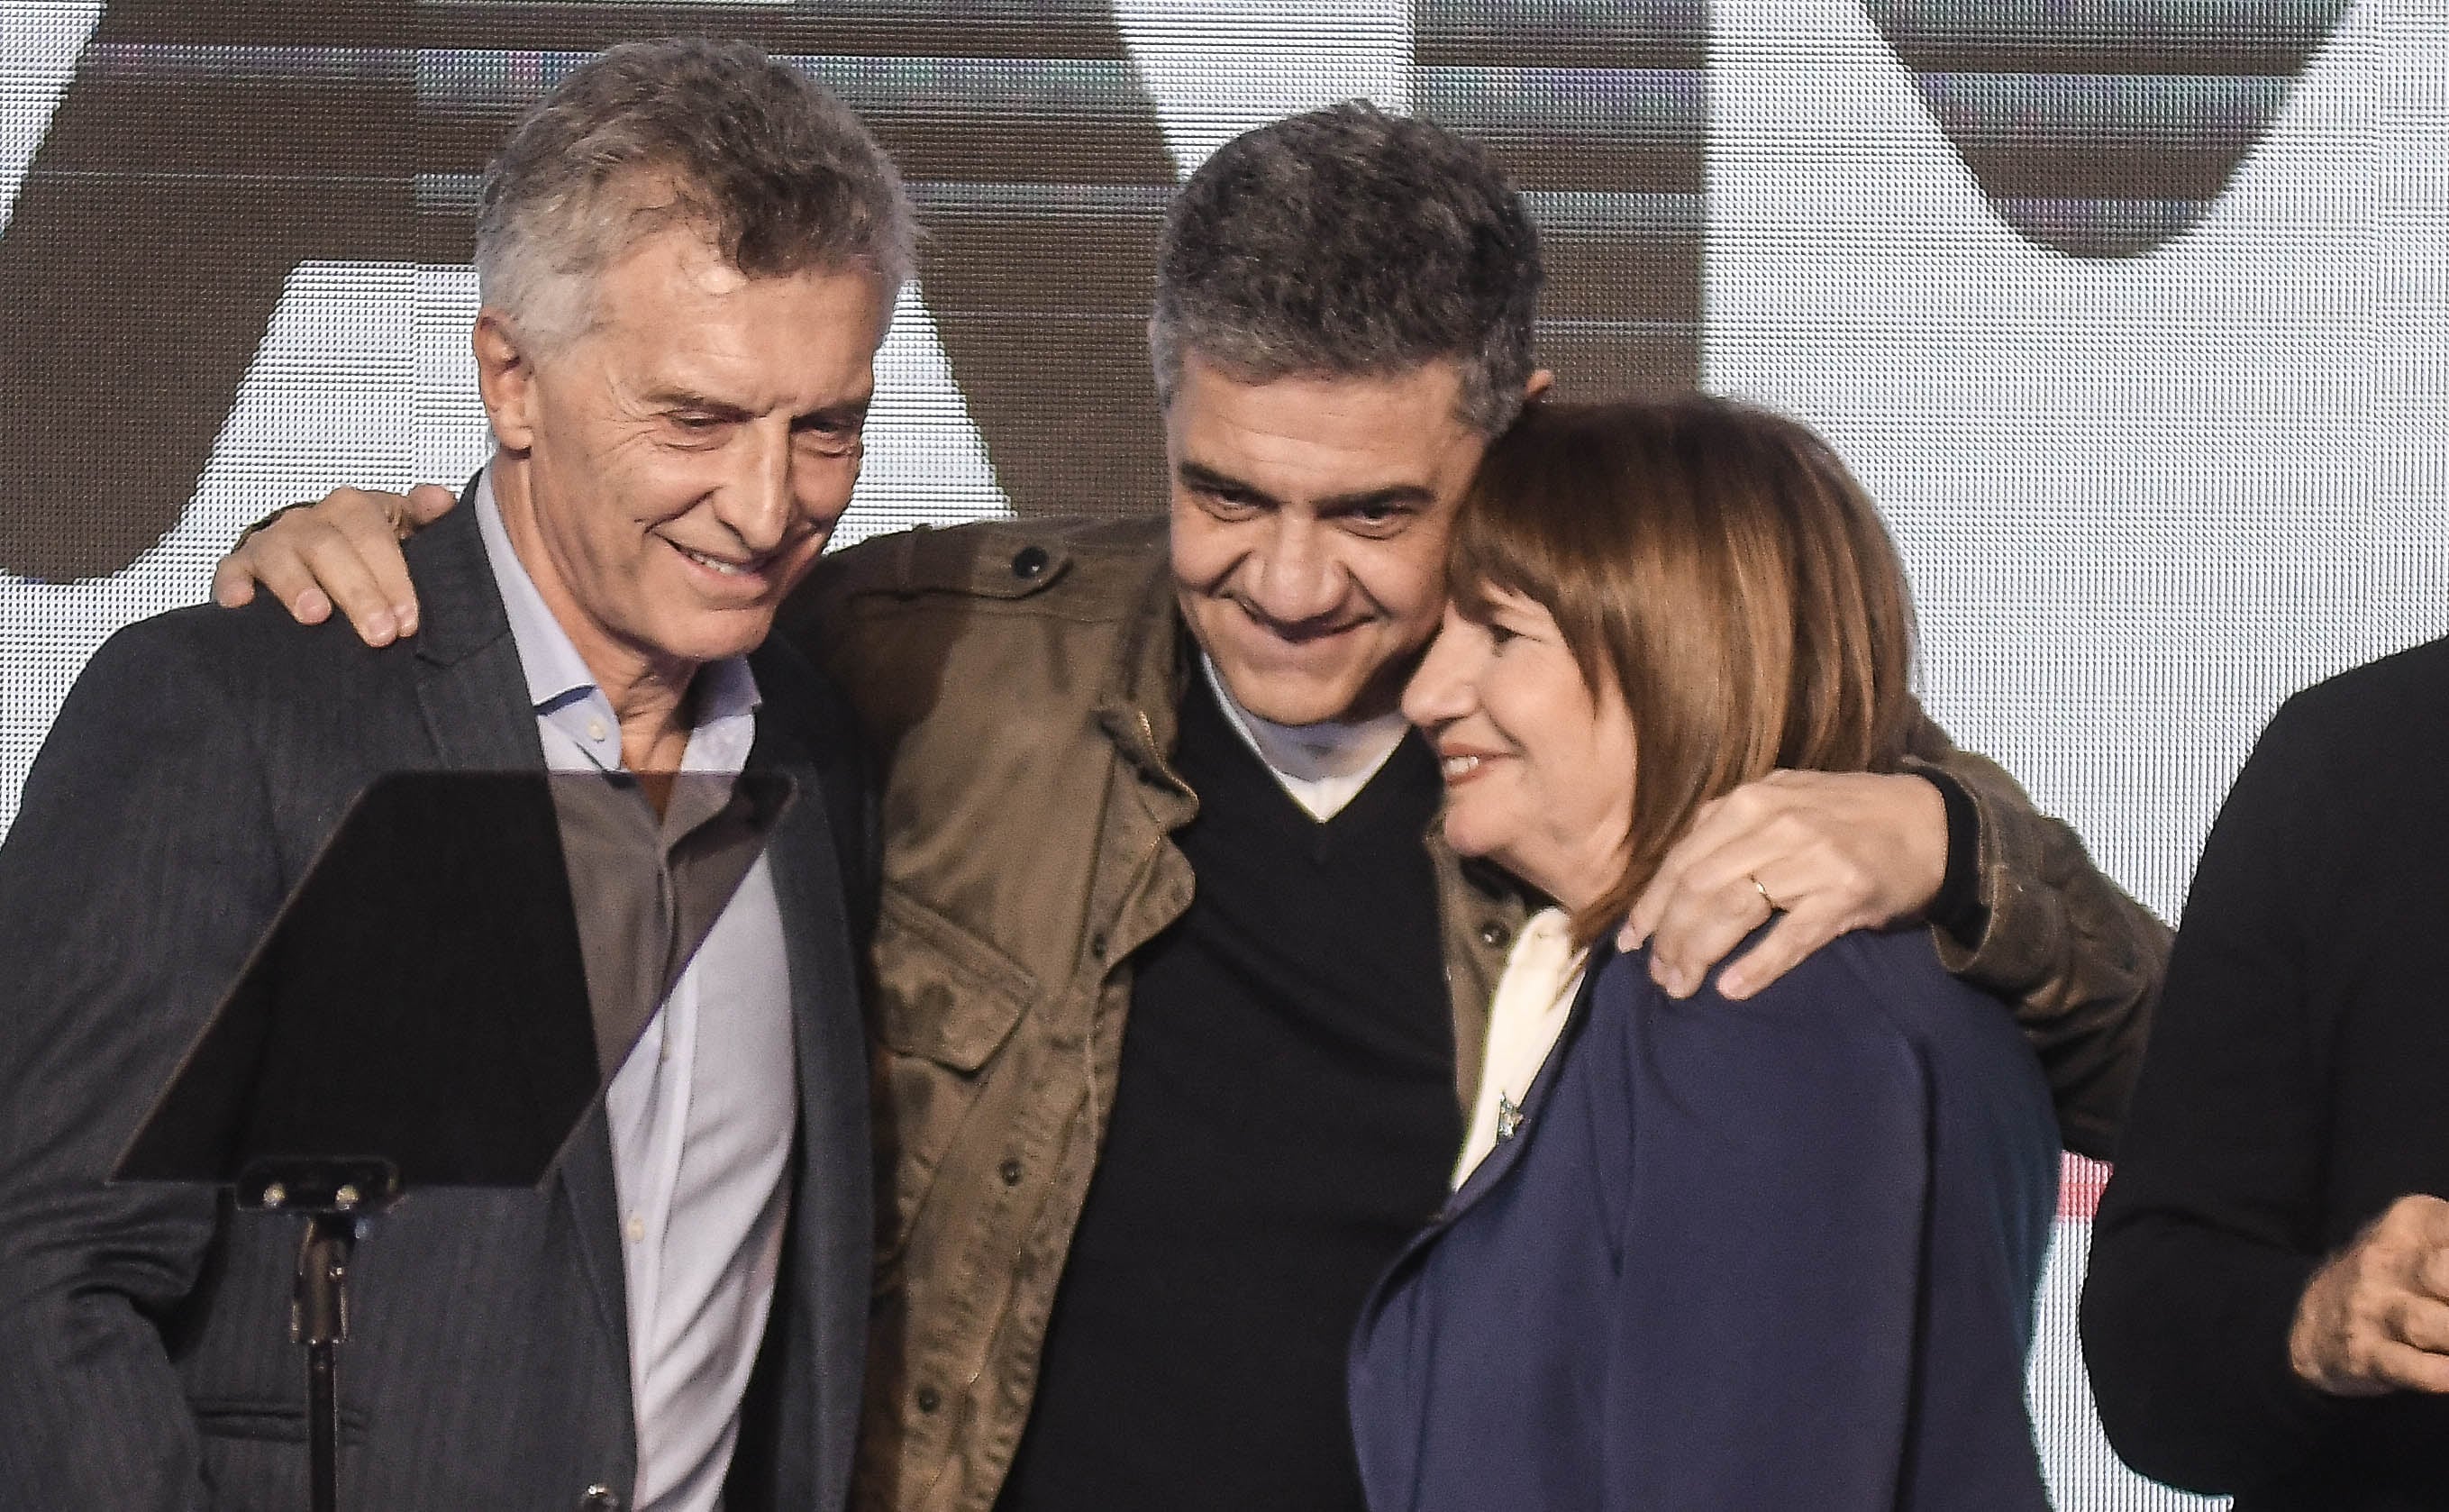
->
<box><xmin>244</xmin><ymin>1159</ymin><xmax>398</xmax><ymax>1512</ymax></box>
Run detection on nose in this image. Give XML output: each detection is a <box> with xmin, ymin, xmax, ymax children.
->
<box><xmin>713</xmin><ymin>420</ymin><xmax>797</xmax><ymax>554</ymax></box>
<box><xmin>1240</xmin><ymin>514</ymin><xmax>1347</xmax><ymax>626</ymax></box>
<box><xmin>1401</xmin><ymin>612</ymin><xmax>1479</xmax><ymax>730</ymax></box>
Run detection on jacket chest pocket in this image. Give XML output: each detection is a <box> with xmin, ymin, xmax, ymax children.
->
<box><xmin>869</xmin><ymin>885</ymin><xmax>1036</xmax><ymax>1264</ymax></box>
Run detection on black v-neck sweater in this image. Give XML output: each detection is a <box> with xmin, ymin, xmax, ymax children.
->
<box><xmin>997</xmin><ymin>668</ymin><xmax>1462</xmax><ymax>1512</ymax></box>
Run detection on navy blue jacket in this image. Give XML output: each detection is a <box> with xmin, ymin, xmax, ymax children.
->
<box><xmin>1348</xmin><ymin>931</ymin><xmax>2059</xmax><ymax>1511</ymax></box>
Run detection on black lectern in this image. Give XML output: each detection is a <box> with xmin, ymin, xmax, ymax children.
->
<box><xmin>111</xmin><ymin>768</ymin><xmax>790</xmax><ymax>1512</ymax></box>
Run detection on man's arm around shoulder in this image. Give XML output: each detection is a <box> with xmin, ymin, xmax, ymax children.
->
<box><xmin>1903</xmin><ymin>706</ymin><xmax>2170</xmax><ymax>1159</ymax></box>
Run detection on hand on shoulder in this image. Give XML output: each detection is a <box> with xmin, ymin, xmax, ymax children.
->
<box><xmin>210</xmin><ymin>483</ymin><xmax>457</xmax><ymax>646</ymax></box>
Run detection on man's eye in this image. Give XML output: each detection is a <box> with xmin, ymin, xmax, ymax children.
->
<box><xmin>1486</xmin><ymin>622</ymin><xmax>1519</xmax><ymax>648</ymax></box>
<box><xmin>794</xmin><ymin>415</ymin><xmax>867</xmax><ymax>458</ymax></box>
<box><xmin>797</xmin><ymin>424</ymin><xmax>861</xmax><ymax>456</ymax></box>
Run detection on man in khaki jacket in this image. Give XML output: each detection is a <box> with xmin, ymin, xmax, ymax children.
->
<box><xmin>222</xmin><ymin>104</ymin><xmax>2163</xmax><ymax>1512</ymax></box>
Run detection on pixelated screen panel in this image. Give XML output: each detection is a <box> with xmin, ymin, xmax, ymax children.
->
<box><xmin>5</xmin><ymin>3</ymin><xmax>2444</xmax><ymax>1507</ymax></box>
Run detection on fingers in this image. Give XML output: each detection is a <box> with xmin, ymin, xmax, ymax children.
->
<box><xmin>1716</xmin><ymin>908</ymin><xmax>1844</xmax><ymax>1001</ymax></box>
<box><xmin>2290</xmin><ymin>1196</ymin><xmax>2449</xmax><ymax>1396</ymax></box>
<box><xmin>2390</xmin><ymin>1291</ymin><xmax>2449</xmax><ymax>1356</ymax></box>
<box><xmin>231</xmin><ymin>526</ymin><xmax>336</xmax><ymax>628</ymax></box>
<box><xmin>1619</xmin><ymin>770</ymin><xmax>1950</xmax><ymax>991</ymax></box>
<box><xmin>2395</xmin><ymin>1193</ymin><xmax>2449</xmax><ymax>1253</ymax></box>
<box><xmin>1641</xmin><ymin>879</ymin><xmax>1773</xmax><ymax>998</ymax></box>
<box><xmin>1620</xmin><ymin>787</ymin><xmax>1748</xmax><ymax>952</ymax></box>
<box><xmin>214</xmin><ymin>487</ymin><xmax>423</xmax><ymax>646</ymax></box>
<box><xmin>2363</xmin><ymin>1337</ymin><xmax>2449</xmax><ymax>1395</ymax></box>
<box><xmin>400</xmin><ymin>481</ymin><xmax>459</xmax><ymax>531</ymax></box>
<box><xmin>1635</xmin><ymin>823</ymin><xmax>1875</xmax><ymax>998</ymax></box>
<box><xmin>209</xmin><ymin>553</ymin><xmax>259</xmax><ymax>609</ymax></box>
<box><xmin>321</xmin><ymin>488</ymin><xmax>423</xmax><ymax>635</ymax></box>
<box><xmin>243</xmin><ymin>510</ymin><xmax>398</xmax><ymax>642</ymax></box>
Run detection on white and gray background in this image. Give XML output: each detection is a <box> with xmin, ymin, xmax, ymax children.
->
<box><xmin>6</xmin><ymin>4</ymin><xmax>2441</xmax><ymax>1506</ymax></box>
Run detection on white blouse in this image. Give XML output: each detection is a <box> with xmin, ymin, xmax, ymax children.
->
<box><xmin>1452</xmin><ymin>906</ymin><xmax>1588</xmax><ymax>1187</ymax></box>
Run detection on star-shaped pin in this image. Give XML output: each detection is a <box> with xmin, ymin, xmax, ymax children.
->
<box><xmin>1495</xmin><ymin>1094</ymin><xmax>1525</xmax><ymax>1143</ymax></box>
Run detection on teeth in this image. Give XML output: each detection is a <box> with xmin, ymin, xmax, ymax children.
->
<box><xmin>1442</xmin><ymin>755</ymin><xmax>1481</xmax><ymax>779</ymax></box>
<box><xmin>678</xmin><ymin>543</ymin><xmax>754</xmax><ymax>577</ymax></box>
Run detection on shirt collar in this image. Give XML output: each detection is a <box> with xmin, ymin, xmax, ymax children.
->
<box><xmin>473</xmin><ymin>466</ymin><xmax>761</xmax><ymax>771</ymax></box>
<box><xmin>1197</xmin><ymin>650</ymin><xmax>1410</xmax><ymax>788</ymax></box>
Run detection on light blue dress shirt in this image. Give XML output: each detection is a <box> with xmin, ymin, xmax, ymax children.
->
<box><xmin>476</xmin><ymin>471</ymin><xmax>797</xmax><ymax>1512</ymax></box>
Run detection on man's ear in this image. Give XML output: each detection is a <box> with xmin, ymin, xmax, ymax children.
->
<box><xmin>473</xmin><ymin>310</ymin><xmax>541</xmax><ymax>452</ymax></box>
<box><xmin>1524</xmin><ymin>368</ymin><xmax>1556</xmax><ymax>401</ymax></box>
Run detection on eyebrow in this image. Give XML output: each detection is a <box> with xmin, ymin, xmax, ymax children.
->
<box><xmin>645</xmin><ymin>391</ymin><xmax>874</xmax><ymax>427</ymax></box>
<box><xmin>1176</xmin><ymin>460</ymin><xmax>1435</xmax><ymax>514</ymax></box>
<box><xmin>1177</xmin><ymin>460</ymin><xmax>1281</xmax><ymax>509</ymax></box>
<box><xmin>648</xmin><ymin>390</ymin><xmax>753</xmax><ymax>422</ymax></box>
<box><xmin>804</xmin><ymin>395</ymin><xmax>873</xmax><ymax>424</ymax></box>
<box><xmin>1314</xmin><ymin>482</ymin><xmax>1436</xmax><ymax>514</ymax></box>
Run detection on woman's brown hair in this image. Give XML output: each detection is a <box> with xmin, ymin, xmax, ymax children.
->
<box><xmin>1448</xmin><ymin>395</ymin><xmax>1919</xmax><ymax>948</ymax></box>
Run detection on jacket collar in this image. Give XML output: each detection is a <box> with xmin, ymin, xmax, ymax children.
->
<box><xmin>404</xmin><ymin>476</ymin><xmax>540</xmax><ymax>774</ymax></box>
<box><xmin>408</xmin><ymin>474</ymin><xmax>517</xmax><ymax>672</ymax></box>
<box><xmin>1439</xmin><ymin>937</ymin><xmax>1621</xmax><ymax>1225</ymax></box>
<box><xmin>1091</xmin><ymin>540</ymin><xmax>1195</xmax><ymax>795</ymax></box>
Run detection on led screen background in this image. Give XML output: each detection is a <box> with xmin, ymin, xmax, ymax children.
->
<box><xmin>5</xmin><ymin>3</ymin><xmax>2440</xmax><ymax>1505</ymax></box>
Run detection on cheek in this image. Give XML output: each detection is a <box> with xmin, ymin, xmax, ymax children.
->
<box><xmin>1354</xmin><ymin>550</ymin><xmax>1449</xmax><ymax>636</ymax></box>
<box><xmin>1168</xmin><ymin>510</ymin><xmax>1238</xmax><ymax>589</ymax></box>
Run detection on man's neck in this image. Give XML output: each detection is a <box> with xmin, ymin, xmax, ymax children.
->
<box><xmin>1197</xmin><ymin>654</ymin><xmax>1411</xmax><ymax>822</ymax></box>
<box><xmin>489</xmin><ymin>453</ymin><xmax>699</xmax><ymax>770</ymax></box>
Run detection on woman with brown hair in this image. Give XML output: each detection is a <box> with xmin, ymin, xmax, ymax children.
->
<box><xmin>1347</xmin><ymin>396</ymin><xmax>2061</xmax><ymax>1508</ymax></box>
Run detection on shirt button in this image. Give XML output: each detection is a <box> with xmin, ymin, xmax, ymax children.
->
<box><xmin>586</xmin><ymin>717</ymin><xmax>609</xmax><ymax>742</ymax></box>
<box><xmin>1479</xmin><ymin>920</ymin><xmax>1512</xmax><ymax>949</ymax></box>
<box><xmin>1088</xmin><ymin>931</ymin><xmax>1109</xmax><ymax>962</ymax></box>
<box><xmin>1010</xmin><ymin>545</ymin><xmax>1050</xmax><ymax>579</ymax></box>
<box><xmin>579</xmin><ymin>1485</ymin><xmax>622</xmax><ymax>1512</ymax></box>
<box><xmin>998</xmin><ymin>1158</ymin><xmax>1024</xmax><ymax>1188</ymax></box>
<box><xmin>915</xmin><ymin>1385</ymin><xmax>942</xmax><ymax>1414</ymax></box>
<box><xmin>626</xmin><ymin>1216</ymin><xmax>645</xmax><ymax>1243</ymax></box>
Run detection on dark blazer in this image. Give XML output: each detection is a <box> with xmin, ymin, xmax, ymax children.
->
<box><xmin>2082</xmin><ymin>634</ymin><xmax>2449</xmax><ymax>1510</ymax></box>
<box><xmin>1348</xmin><ymin>932</ymin><xmax>2060</xmax><ymax>1511</ymax></box>
<box><xmin>0</xmin><ymin>501</ymin><xmax>873</xmax><ymax>1512</ymax></box>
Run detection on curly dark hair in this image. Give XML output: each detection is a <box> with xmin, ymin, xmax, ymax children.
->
<box><xmin>1150</xmin><ymin>102</ymin><xmax>1543</xmax><ymax>435</ymax></box>
<box><xmin>473</xmin><ymin>37</ymin><xmax>914</xmax><ymax>350</ymax></box>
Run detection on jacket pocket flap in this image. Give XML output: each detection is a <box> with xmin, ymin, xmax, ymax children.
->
<box><xmin>871</xmin><ymin>885</ymin><xmax>1034</xmax><ymax>1070</ymax></box>
<box><xmin>840</xmin><ymin>524</ymin><xmax>1074</xmax><ymax>602</ymax></box>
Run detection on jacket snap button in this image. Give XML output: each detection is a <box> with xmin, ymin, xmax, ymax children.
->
<box><xmin>579</xmin><ymin>1486</ymin><xmax>622</xmax><ymax>1512</ymax></box>
<box><xmin>999</xmin><ymin>1158</ymin><xmax>1024</xmax><ymax>1188</ymax></box>
<box><xmin>1479</xmin><ymin>921</ymin><xmax>1511</xmax><ymax>949</ymax></box>
<box><xmin>1010</xmin><ymin>545</ymin><xmax>1050</xmax><ymax>579</ymax></box>
<box><xmin>1088</xmin><ymin>931</ymin><xmax>1108</xmax><ymax>961</ymax></box>
<box><xmin>916</xmin><ymin>1385</ymin><xmax>942</xmax><ymax>1414</ymax></box>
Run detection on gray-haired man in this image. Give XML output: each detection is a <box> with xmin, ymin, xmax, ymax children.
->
<box><xmin>0</xmin><ymin>41</ymin><xmax>900</xmax><ymax>1512</ymax></box>
<box><xmin>221</xmin><ymin>102</ymin><xmax>2163</xmax><ymax>1512</ymax></box>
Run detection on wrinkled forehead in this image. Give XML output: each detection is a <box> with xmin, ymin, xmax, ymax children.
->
<box><xmin>556</xmin><ymin>224</ymin><xmax>893</xmax><ymax>360</ymax></box>
<box><xmin>1162</xmin><ymin>356</ymin><xmax>1487</xmax><ymax>503</ymax></box>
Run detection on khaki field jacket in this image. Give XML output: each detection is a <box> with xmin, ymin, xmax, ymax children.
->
<box><xmin>786</xmin><ymin>515</ymin><xmax>2167</xmax><ymax>1512</ymax></box>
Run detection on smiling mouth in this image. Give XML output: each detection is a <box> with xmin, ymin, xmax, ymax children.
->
<box><xmin>1440</xmin><ymin>752</ymin><xmax>1499</xmax><ymax>782</ymax></box>
<box><xmin>670</xmin><ymin>540</ymin><xmax>769</xmax><ymax>580</ymax></box>
<box><xmin>1232</xmin><ymin>601</ymin><xmax>1371</xmax><ymax>645</ymax></box>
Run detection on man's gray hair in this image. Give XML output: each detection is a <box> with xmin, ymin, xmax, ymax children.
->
<box><xmin>1149</xmin><ymin>102</ymin><xmax>1543</xmax><ymax>436</ymax></box>
<box><xmin>473</xmin><ymin>37</ymin><xmax>915</xmax><ymax>352</ymax></box>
